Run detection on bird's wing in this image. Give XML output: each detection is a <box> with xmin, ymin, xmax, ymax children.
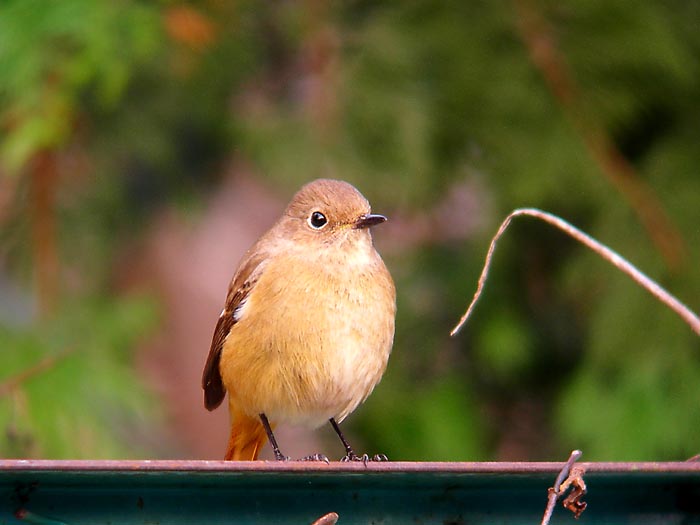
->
<box><xmin>202</xmin><ymin>252</ymin><xmax>266</xmax><ymax>411</ymax></box>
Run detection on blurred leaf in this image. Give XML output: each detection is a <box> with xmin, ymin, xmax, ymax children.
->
<box><xmin>475</xmin><ymin>312</ymin><xmax>534</xmax><ymax>383</ymax></box>
<box><xmin>357</xmin><ymin>372</ymin><xmax>487</xmax><ymax>461</ymax></box>
<box><xmin>0</xmin><ymin>0</ymin><xmax>162</xmax><ymax>172</ymax></box>
<box><xmin>0</xmin><ymin>294</ymin><xmax>162</xmax><ymax>458</ymax></box>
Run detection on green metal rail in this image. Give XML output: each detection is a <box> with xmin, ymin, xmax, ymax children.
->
<box><xmin>1</xmin><ymin>460</ymin><xmax>699</xmax><ymax>524</ymax></box>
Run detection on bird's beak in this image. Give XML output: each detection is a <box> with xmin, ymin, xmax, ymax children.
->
<box><xmin>354</xmin><ymin>213</ymin><xmax>387</xmax><ymax>229</ymax></box>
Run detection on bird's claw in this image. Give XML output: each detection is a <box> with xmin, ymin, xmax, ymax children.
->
<box><xmin>340</xmin><ymin>453</ymin><xmax>388</xmax><ymax>465</ymax></box>
<box><xmin>340</xmin><ymin>452</ymin><xmax>368</xmax><ymax>464</ymax></box>
<box><xmin>299</xmin><ymin>453</ymin><xmax>330</xmax><ymax>464</ymax></box>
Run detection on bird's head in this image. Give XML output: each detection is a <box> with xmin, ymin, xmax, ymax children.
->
<box><xmin>279</xmin><ymin>179</ymin><xmax>387</xmax><ymax>249</ymax></box>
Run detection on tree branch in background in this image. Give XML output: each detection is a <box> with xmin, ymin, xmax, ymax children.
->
<box><xmin>513</xmin><ymin>0</ymin><xmax>686</xmax><ymax>271</ymax></box>
<box><xmin>30</xmin><ymin>150</ymin><xmax>59</xmax><ymax>318</ymax></box>
<box><xmin>301</xmin><ymin>0</ymin><xmax>340</xmax><ymax>139</ymax></box>
<box><xmin>0</xmin><ymin>347</ymin><xmax>75</xmax><ymax>398</ymax></box>
<box><xmin>451</xmin><ymin>208</ymin><xmax>700</xmax><ymax>337</ymax></box>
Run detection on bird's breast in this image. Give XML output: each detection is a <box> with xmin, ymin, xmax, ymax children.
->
<box><xmin>219</xmin><ymin>248</ymin><xmax>396</xmax><ymax>427</ymax></box>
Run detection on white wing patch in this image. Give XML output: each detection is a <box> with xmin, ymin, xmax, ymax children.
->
<box><xmin>232</xmin><ymin>294</ymin><xmax>249</xmax><ymax>322</ymax></box>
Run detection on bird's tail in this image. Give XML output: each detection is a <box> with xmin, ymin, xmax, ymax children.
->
<box><xmin>225</xmin><ymin>408</ymin><xmax>269</xmax><ymax>460</ymax></box>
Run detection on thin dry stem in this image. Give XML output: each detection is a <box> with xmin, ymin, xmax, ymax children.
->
<box><xmin>541</xmin><ymin>450</ymin><xmax>583</xmax><ymax>525</ymax></box>
<box><xmin>450</xmin><ymin>208</ymin><xmax>700</xmax><ymax>337</ymax></box>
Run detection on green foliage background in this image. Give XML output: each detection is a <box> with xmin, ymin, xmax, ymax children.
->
<box><xmin>1</xmin><ymin>0</ymin><xmax>698</xmax><ymax>460</ymax></box>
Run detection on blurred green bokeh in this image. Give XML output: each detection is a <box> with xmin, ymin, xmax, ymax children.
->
<box><xmin>1</xmin><ymin>0</ymin><xmax>698</xmax><ymax>460</ymax></box>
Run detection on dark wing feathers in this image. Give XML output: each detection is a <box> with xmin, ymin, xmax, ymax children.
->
<box><xmin>201</xmin><ymin>311</ymin><xmax>234</xmax><ymax>410</ymax></box>
<box><xmin>201</xmin><ymin>254</ymin><xmax>264</xmax><ymax>411</ymax></box>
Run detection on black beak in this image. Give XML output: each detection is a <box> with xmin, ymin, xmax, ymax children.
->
<box><xmin>354</xmin><ymin>213</ymin><xmax>387</xmax><ymax>229</ymax></box>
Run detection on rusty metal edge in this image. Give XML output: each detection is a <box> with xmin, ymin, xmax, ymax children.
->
<box><xmin>0</xmin><ymin>460</ymin><xmax>699</xmax><ymax>474</ymax></box>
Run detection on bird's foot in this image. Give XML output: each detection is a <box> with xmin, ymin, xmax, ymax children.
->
<box><xmin>340</xmin><ymin>452</ymin><xmax>369</xmax><ymax>464</ymax></box>
<box><xmin>340</xmin><ymin>452</ymin><xmax>388</xmax><ymax>465</ymax></box>
<box><xmin>299</xmin><ymin>453</ymin><xmax>330</xmax><ymax>464</ymax></box>
<box><xmin>273</xmin><ymin>452</ymin><xmax>291</xmax><ymax>461</ymax></box>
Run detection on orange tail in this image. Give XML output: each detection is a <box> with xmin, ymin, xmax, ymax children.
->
<box><xmin>224</xmin><ymin>408</ymin><xmax>269</xmax><ymax>460</ymax></box>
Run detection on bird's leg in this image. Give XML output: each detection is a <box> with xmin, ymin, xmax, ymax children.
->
<box><xmin>329</xmin><ymin>418</ymin><xmax>357</xmax><ymax>459</ymax></box>
<box><xmin>259</xmin><ymin>413</ymin><xmax>328</xmax><ymax>462</ymax></box>
<box><xmin>329</xmin><ymin>418</ymin><xmax>388</xmax><ymax>463</ymax></box>
<box><xmin>259</xmin><ymin>413</ymin><xmax>289</xmax><ymax>461</ymax></box>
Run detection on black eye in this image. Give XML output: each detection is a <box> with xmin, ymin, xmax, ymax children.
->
<box><xmin>308</xmin><ymin>211</ymin><xmax>328</xmax><ymax>229</ymax></box>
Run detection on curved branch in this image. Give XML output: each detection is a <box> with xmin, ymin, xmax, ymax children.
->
<box><xmin>451</xmin><ymin>208</ymin><xmax>700</xmax><ymax>337</ymax></box>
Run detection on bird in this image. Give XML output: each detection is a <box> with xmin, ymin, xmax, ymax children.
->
<box><xmin>201</xmin><ymin>178</ymin><xmax>396</xmax><ymax>461</ymax></box>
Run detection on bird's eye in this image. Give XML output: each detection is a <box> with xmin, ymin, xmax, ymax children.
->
<box><xmin>308</xmin><ymin>211</ymin><xmax>328</xmax><ymax>229</ymax></box>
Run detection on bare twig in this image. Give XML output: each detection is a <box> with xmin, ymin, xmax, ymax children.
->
<box><xmin>560</xmin><ymin>466</ymin><xmax>587</xmax><ymax>519</ymax></box>
<box><xmin>450</xmin><ymin>208</ymin><xmax>700</xmax><ymax>337</ymax></box>
<box><xmin>0</xmin><ymin>347</ymin><xmax>75</xmax><ymax>397</ymax></box>
<box><xmin>310</xmin><ymin>512</ymin><xmax>339</xmax><ymax>525</ymax></box>
<box><xmin>541</xmin><ymin>450</ymin><xmax>583</xmax><ymax>525</ymax></box>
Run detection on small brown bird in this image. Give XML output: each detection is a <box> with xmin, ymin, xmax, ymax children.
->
<box><xmin>202</xmin><ymin>179</ymin><xmax>396</xmax><ymax>461</ymax></box>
